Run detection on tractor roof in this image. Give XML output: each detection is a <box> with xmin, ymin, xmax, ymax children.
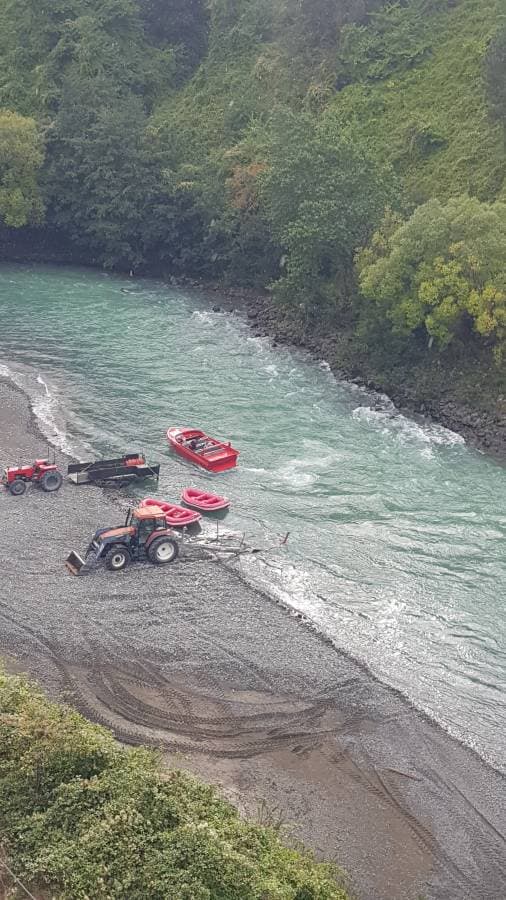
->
<box><xmin>133</xmin><ymin>505</ymin><xmax>165</xmax><ymax>519</ymax></box>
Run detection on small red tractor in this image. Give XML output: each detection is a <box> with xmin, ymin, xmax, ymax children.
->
<box><xmin>66</xmin><ymin>505</ymin><xmax>179</xmax><ymax>575</ymax></box>
<box><xmin>2</xmin><ymin>458</ymin><xmax>63</xmax><ymax>496</ymax></box>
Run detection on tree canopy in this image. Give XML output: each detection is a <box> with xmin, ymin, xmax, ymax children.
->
<box><xmin>0</xmin><ymin>108</ymin><xmax>43</xmax><ymax>226</ymax></box>
<box><xmin>262</xmin><ymin>111</ymin><xmax>397</xmax><ymax>313</ymax></box>
<box><xmin>357</xmin><ymin>197</ymin><xmax>506</xmax><ymax>359</ymax></box>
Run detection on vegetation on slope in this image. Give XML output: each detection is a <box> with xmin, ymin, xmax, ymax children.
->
<box><xmin>0</xmin><ymin>671</ymin><xmax>348</xmax><ymax>900</ymax></box>
<box><xmin>0</xmin><ymin>0</ymin><xmax>504</xmax><ymax>416</ymax></box>
<box><xmin>0</xmin><ymin>109</ymin><xmax>43</xmax><ymax>227</ymax></box>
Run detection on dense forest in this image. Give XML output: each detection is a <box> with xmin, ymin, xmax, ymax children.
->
<box><xmin>0</xmin><ymin>0</ymin><xmax>505</xmax><ymax>420</ymax></box>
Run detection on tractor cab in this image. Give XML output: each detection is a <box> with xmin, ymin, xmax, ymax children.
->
<box><xmin>125</xmin><ymin>505</ymin><xmax>167</xmax><ymax>545</ymax></box>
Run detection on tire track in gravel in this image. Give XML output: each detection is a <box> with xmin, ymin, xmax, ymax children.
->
<box><xmin>321</xmin><ymin>744</ymin><xmax>474</xmax><ymax>895</ymax></box>
<box><xmin>58</xmin><ymin>669</ymin><xmax>332</xmax><ymax>759</ymax></box>
<box><xmin>0</xmin><ymin>603</ymin><xmax>341</xmax><ymax>758</ymax></box>
<box><xmin>56</xmin><ymin>655</ymin><xmax>342</xmax><ymax>757</ymax></box>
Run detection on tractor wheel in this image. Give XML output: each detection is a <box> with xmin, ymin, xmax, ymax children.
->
<box><xmin>9</xmin><ymin>478</ymin><xmax>26</xmax><ymax>496</ymax></box>
<box><xmin>148</xmin><ymin>536</ymin><xmax>179</xmax><ymax>565</ymax></box>
<box><xmin>104</xmin><ymin>545</ymin><xmax>131</xmax><ymax>572</ymax></box>
<box><xmin>40</xmin><ymin>470</ymin><xmax>63</xmax><ymax>492</ymax></box>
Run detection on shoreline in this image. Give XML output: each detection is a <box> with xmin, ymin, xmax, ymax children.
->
<box><xmin>1</xmin><ymin>376</ymin><xmax>506</xmax><ymax>899</ymax></box>
<box><xmin>176</xmin><ymin>276</ymin><xmax>506</xmax><ymax>460</ymax></box>
<box><xmin>1</xmin><ymin>255</ymin><xmax>504</xmax><ymax>458</ymax></box>
<box><xmin>1</xmin><ymin>367</ymin><xmax>501</xmax><ymax>775</ymax></box>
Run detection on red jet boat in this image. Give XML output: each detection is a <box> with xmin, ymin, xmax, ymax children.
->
<box><xmin>181</xmin><ymin>487</ymin><xmax>230</xmax><ymax>513</ymax></box>
<box><xmin>140</xmin><ymin>497</ymin><xmax>201</xmax><ymax>527</ymax></box>
<box><xmin>167</xmin><ymin>427</ymin><xmax>239</xmax><ymax>473</ymax></box>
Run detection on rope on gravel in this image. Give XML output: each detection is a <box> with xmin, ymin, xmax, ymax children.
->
<box><xmin>0</xmin><ymin>854</ymin><xmax>39</xmax><ymax>900</ymax></box>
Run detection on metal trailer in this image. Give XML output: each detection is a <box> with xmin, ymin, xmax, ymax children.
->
<box><xmin>67</xmin><ymin>453</ymin><xmax>160</xmax><ymax>485</ymax></box>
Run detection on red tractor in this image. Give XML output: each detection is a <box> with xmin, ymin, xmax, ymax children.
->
<box><xmin>66</xmin><ymin>505</ymin><xmax>179</xmax><ymax>575</ymax></box>
<box><xmin>1</xmin><ymin>458</ymin><xmax>63</xmax><ymax>496</ymax></box>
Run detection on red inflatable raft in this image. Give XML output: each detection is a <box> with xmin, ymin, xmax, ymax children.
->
<box><xmin>140</xmin><ymin>497</ymin><xmax>201</xmax><ymax>527</ymax></box>
<box><xmin>181</xmin><ymin>487</ymin><xmax>230</xmax><ymax>513</ymax></box>
<box><xmin>167</xmin><ymin>427</ymin><xmax>239</xmax><ymax>473</ymax></box>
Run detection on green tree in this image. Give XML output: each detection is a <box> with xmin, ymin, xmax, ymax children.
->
<box><xmin>485</xmin><ymin>22</ymin><xmax>506</xmax><ymax>128</ymax></box>
<box><xmin>261</xmin><ymin>110</ymin><xmax>396</xmax><ymax>316</ymax></box>
<box><xmin>0</xmin><ymin>0</ymin><xmax>177</xmax><ymax>266</ymax></box>
<box><xmin>140</xmin><ymin>0</ymin><xmax>209</xmax><ymax>72</ymax></box>
<box><xmin>0</xmin><ymin>109</ymin><xmax>44</xmax><ymax>226</ymax></box>
<box><xmin>357</xmin><ymin>196</ymin><xmax>506</xmax><ymax>360</ymax></box>
<box><xmin>46</xmin><ymin>75</ymin><xmax>173</xmax><ymax>267</ymax></box>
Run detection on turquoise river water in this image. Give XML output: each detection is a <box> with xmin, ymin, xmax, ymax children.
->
<box><xmin>0</xmin><ymin>264</ymin><xmax>505</xmax><ymax>772</ymax></box>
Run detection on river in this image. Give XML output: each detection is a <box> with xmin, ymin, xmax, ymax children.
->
<box><xmin>0</xmin><ymin>262</ymin><xmax>505</xmax><ymax>772</ymax></box>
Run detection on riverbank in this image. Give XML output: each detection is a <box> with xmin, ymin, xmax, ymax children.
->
<box><xmin>1</xmin><ymin>377</ymin><xmax>505</xmax><ymax>900</ymax></box>
<box><xmin>207</xmin><ymin>284</ymin><xmax>506</xmax><ymax>458</ymax></box>
<box><xmin>1</xmin><ymin>227</ymin><xmax>504</xmax><ymax>456</ymax></box>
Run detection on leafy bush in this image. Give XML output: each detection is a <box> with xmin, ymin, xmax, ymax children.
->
<box><xmin>335</xmin><ymin>0</ymin><xmax>442</xmax><ymax>87</ymax></box>
<box><xmin>0</xmin><ymin>109</ymin><xmax>44</xmax><ymax>226</ymax></box>
<box><xmin>357</xmin><ymin>196</ymin><xmax>506</xmax><ymax>360</ymax></box>
<box><xmin>0</xmin><ymin>671</ymin><xmax>349</xmax><ymax>900</ymax></box>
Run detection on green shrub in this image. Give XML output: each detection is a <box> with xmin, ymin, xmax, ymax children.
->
<box><xmin>0</xmin><ymin>671</ymin><xmax>349</xmax><ymax>900</ymax></box>
<box><xmin>0</xmin><ymin>108</ymin><xmax>44</xmax><ymax>227</ymax></box>
<box><xmin>357</xmin><ymin>196</ymin><xmax>506</xmax><ymax>360</ymax></box>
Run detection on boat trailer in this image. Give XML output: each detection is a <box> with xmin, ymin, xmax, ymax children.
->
<box><xmin>67</xmin><ymin>520</ymin><xmax>289</xmax><ymax>575</ymax></box>
<box><xmin>177</xmin><ymin>524</ymin><xmax>289</xmax><ymax>562</ymax></box>
<box><xmin>67</xmin><ymin>453</ymin><xmax>160</xmax><ymax>485</ymax></box>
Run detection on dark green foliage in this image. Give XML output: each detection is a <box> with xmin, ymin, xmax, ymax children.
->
<box><xmin>277</xmin><ymin>0</ymin><xmax>388</xmax><ymax>57</ymax></box>
<box><xmin>0</xmin><ymin>0</ymin><xmax>166</xmax><ymax>116</ymax></box>
<box><xmin>44</xmin><ymin>76</ymin><xmax>165</xmax><ymax>267</ymax></box>
<box><xmin>207</xmin><ymin>0</ymin><xmax>275</xmax><ymax>57</ymax></box>
<box><xmin>0</xmin><ymin>672</ymin><xmax>349</xmax><ymax>900</ymax></box>
<box><xmin>485</xmin><ymin>21</ymin><xmax>506</xmax><ymax>127</ymax></box>
<box><xmin>261</xmin><ymin>111</ymin><xmax>398</xmax><ymax>314</ymax></box>
<box><xmin>140</xmin><ymin>0</ymin><xmax>209</xmax><ymax>74</ymax></box>
<box><xmin>335</xmin><ymin>0</ymin><xmax>451</xmax><ymax>88</ymax></box>
<box><xmin>278</xmin><ymin>0</ymin><xmax>340</xmax><ymax>51</ymax></box>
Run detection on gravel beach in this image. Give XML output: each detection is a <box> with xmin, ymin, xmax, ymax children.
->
<box><xmin>0</xmin><ymin>378</ymin><xmax>505</xmax><ymax>900</ymax></box>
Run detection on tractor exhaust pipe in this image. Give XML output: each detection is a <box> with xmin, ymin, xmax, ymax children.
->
<box><xmin>65</xmin><ymin>550</ymin><xmax>87</xmax><ymax>576</ymax></box>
